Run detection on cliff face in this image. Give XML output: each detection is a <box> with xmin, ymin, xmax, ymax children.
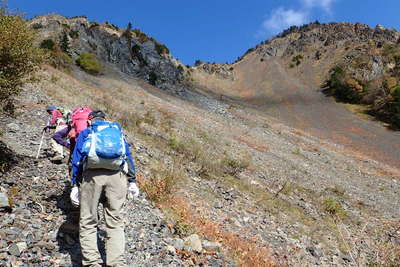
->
<box><xmin>30</xmin><ymin>14</ymin><xmax>188</xmax><ymax>94</ymax></box>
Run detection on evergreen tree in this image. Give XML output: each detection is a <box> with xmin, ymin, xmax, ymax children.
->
<box><xmin>123</xmin><ymin>22</ymin><xmax>133</xmax><ymax>59</ymax></box>
<box><xmin>60</xmin><ymin>32</ymin><xmax>70</xmax><ymax>55</ymax></box>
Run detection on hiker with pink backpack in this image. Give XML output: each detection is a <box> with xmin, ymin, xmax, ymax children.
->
<box><xmin>68</xmin><ymin>107</ymin><xmax>93</xmax><ymax>153</ymax></box>
<box><xmin>42</xmin><ymin>107</ymin><xmax>93</xmax><ymax>164</ymax></box>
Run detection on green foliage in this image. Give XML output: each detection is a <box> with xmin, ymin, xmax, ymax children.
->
<box><xmin>291</xmin><ymin>54</ymin><xmax>303</xmax><ymax>66</ymax></box>
<box><xmin>392</xmin><ymin>85</ymin><xmax>400</xmax><ymax>101</ymax></box>
<box><xmin>149</xmin><ymin>71</ymin><xmax>157</xmax><ymax>85</ymax></box>
<box><xmin>222</xmin><ymin>157</ymin><xmax>249</xmax><ymax>176</ymax></box>
<box><xmin>168</xmin><ymin>137</ymin><xmax>186</xmax><ymax>153</ymax></box>
<box><xmin>154</xmin><ymin>42</ymin><xmax>169</xmax><ymax>55</ymax></box>
<box><xmin>0</xmin><ymin>14</ymin><xmax>43</xmax><ymax>106</ymax></box>
<box><xmin>40</xmin><ymin>37</ymin><xmax>72</xmax><ymax>70</ymax></box>
<box><xmin>326</xmin><ymin>66</ymin><xmax>361</xmax><ymax>103</ymax></box>
<box><xmin>322</xmin><ymin>197</ymin><xmax>347</xmax><ymax>218</ymax></box>
<box><xmin>177</xmin><ymin>64</ymin><xmax>184</xmax><ymax>73</ymax></box>
<box><xmin>31</xmin><ymin>23</ymin><xmax>43</xmax><ymax>29</ymax></box>
<box><xmin>391</xmin><ymin>86</ymin><xmax>400</xmax><ymax>126</ymax></box>
<box><xmin>75</xmin><ymin>52</ymin><xmax>103</xmax><ymax>75</ymax></box>
<box><xmin>132</xmin><ymin>28</ymin><xmax>169</xmax><ymax>55</ymax></box>
<box><xmin>133</xmin><ymin>28</ymin><xmax>151</xmax><ymax>43</ymax></box>
<box><xmin>89</xmin><ymin>22</ymin><xmax>99</xmax><ymax>28</ymax></box>
<box><xmin>122</xmin><ymin>22</ymin><xmax>133</xmax><ymax>39</ymax></box>
<box><xmin>40</xmin><ymin>39</ymin><xmax>56</xmax><ymax>50</ymax></box>
<box><xmin>69</xmin><ymin>30</ymin><xmax>79</xmax><ymax>39</ymax></box>
<box><xmin>105</xmin><ymin>22</ymin><xmax>119</xmax><ymax>31</ymax></box>
<box><xmin>60</xmin><ymin>32</ymin><xmax>70</xmax><ymax>54</ymax></box>
<box><xmin>131</xmin><ymin>44</ymin><xmax>140</xmax><ymax>55</ymax></box>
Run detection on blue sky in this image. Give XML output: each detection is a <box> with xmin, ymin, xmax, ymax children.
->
<box><xmin>9</xmin><ymin>0</ymin><xmax>400</xmax><ymax>65</ymax></box>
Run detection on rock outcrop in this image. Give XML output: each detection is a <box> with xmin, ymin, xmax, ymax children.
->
<box><xmin>30</xmin><ymin>14</ymin><xmax>188</xmax><ymax>94</ymax></box>
<box><xmin>251</xmin><ymin>22</ymin><xmax>400</xmax><ymax>61</ymax></box>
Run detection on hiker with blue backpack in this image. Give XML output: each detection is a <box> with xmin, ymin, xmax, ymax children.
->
<box><xmin>70</xmin><ymin>110</ymin><xmax>139</xmax><ymax>267</ymax></box>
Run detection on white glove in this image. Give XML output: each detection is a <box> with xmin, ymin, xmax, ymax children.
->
<box><xmin>127</xmin><ymin>182</ymin><xmax>140</xmax><ymax>199</ymax></box>
<box><xmin>70</xmin><ymin>186</ymin><xmax>80</xmax><ymax>207</ymax></box>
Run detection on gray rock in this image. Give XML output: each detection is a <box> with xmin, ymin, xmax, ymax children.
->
<box><xmin>184</xmin><ymin>234</ymin><xmax>202</xmax><ymax>253</ymax></box>
<box><xmin>0</xmin><ymin>192</ymin><xmax>10</xmax><ymax>209</ymax></box>
<box><xmin>8</xmin><ymin>242</ymin><xmax>27</xmax><ymax>256</ymax></box>
<box><xmin>7</xmin><ymin>123</ymin><xmax>20</xmax><ymax>133</ymax></box>
<box><xmin>166</xmin><ymin>238</ymin><xmax>184</xmax><ymax>251</ymax></box>
<box><xmin>165</xmin><ymin>245</ymin><xmax>176</xmax><ymax>255</ymax></box>
<box><xmin>307</xmin><ymin>246</ymin><xmax>322</xmax><ymax>258</ymax></box>
<box><xmin>0</xmin><ymin>240</ymin><xmax>7</xmax><ymax>249</ymax></box>
<box><xmin>202</xmin><ymin>240</ymin><xmax>221</xmax><ymax>252</ymax></box>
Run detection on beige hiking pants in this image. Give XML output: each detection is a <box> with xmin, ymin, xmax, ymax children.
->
<box><xmin>80</xmin><ymin>169</ymin><xmax>128</xmax><ymax>267</ymax></box>
<box><xmin>51</xmin><ymin>124</ymin><xmax>67</xmax><ymax>156</ymax></box>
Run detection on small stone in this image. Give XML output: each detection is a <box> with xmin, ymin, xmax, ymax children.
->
<box><xmin>0</xmin><ymin>240</ymin><xmax>7</xmax><ymax>249</ymax></box>
<box><xmin>167</xmin><ymin>238</ymin><xmax>184</xmax><ymax>251</ymax></box>
<box><xmin>307</xmin><ymin>246</ymin><xmax>321</xmax><ymax>258</ymax></box>
<box><xmin>242</xmin><ymin>216</ymin><xmax>250</xmax><ymax>223</ymax></box>
<box><xmin>0</xmin><ymin>192</ymin><xmax>10</xmax><ymax>209</ymax></box>
<box><xmin>184</xmin><ymin>234</ymin><xmax>202</xmax><ymax>253</ymax></box>
<box><xmin>7</xmin><ymin>123</ymin><xmax>20</xmax><ymax>133</ymax></box>
<box><xmin>165</xmin><ymin>245</ymin><xmax>176</xmax><ymax>255</ymax></box>
<box><xmin>8</xmin><ymin>242</ymin><xmax>27</xmax><ymax>256</ymax></box>
<box><xmin>214</xmin><ymin>202</ymin><xmax>223</xmax><ymax>209</ymax></box>
<box><xmin>25</xmin><ymin>234</ymin><xmax>34</xmax><ymax>246</ymax></box>
<box><xmin>202</xmin><ymin>240</ymin><xmax>221</xmax><ymax>252</ymax></box>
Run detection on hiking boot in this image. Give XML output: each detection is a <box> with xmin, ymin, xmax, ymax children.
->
<box><xmin>50</xmin><ymin>154</ymin><xmax>64</xmax><ymax>161</ymax></box>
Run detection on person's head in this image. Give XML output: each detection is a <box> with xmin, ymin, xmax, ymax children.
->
<box><xmin>46</xmin><ymin>105</ymin><xmax>57</xmax><ymax>114</ymax></box>
<box><xmin>88</xmin><ymin>110</ymin><xmax>106</xmax><ymax>124</ymax></box>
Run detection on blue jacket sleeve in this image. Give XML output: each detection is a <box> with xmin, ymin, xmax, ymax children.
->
<box><xmin>71</xmin><ymin>130</ymin><xmax>89</xmax><ymax>185</ymax></box>
<box><xmin>124</xmin><ymin>139</ymin><xmax>136</xmax><ymax>180</ymax></box>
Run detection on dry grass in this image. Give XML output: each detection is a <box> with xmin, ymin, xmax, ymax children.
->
<box><xmin>164</xmin><ymin>196</ymin><xmax>279</xmax><ymax>266</ymax></box>
<box><xmin>136</xmin><ymin>163</ymin><xmax>183</xmax><ymax>203</ymax></box>
<box><xmin>233</xmin><ymin>135</ymin><xmax>269</xmax><ymax>152</ymax></box>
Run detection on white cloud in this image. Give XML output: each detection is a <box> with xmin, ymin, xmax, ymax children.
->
<box><xmin>302</xmin><ymin>0</ymin><xmax>336</xmax><ymax>12</ymax></box>
<box><xmin>262</xmin><ymin>7</ymin><xmax>308</xmax><ymax>34</ymax></box>
<box><xmin>259</xmin><ymin>0</ymin><xmax>336</xmax><ymax>37</ymax></box>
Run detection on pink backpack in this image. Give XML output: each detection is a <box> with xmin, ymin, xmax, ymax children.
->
<box><xmin>71</xmin><ymin>107</ymin><xmax>92</xmax><ymax>137</ymax></box>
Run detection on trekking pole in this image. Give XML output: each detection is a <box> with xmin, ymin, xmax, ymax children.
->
<box><xmin>35</xmin><ymin>130</ymin><xmax>45</xmax><ymax>159</ymax></box>
<box><xmin>36</xmin><ymin>121</ymin><xmax>49</xmax><ymax>159</ymax></box>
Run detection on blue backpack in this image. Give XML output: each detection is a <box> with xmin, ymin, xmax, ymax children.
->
<box><xmin>83</xmin><ymin>120</ymin><xmax>126</xmax><ymax>170</ymax></box>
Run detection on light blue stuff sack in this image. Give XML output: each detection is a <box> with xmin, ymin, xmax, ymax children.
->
<box><xmin>83</xmin><ymin>121</ymin><xmax>126</xmax><ymax>170</ymax></box>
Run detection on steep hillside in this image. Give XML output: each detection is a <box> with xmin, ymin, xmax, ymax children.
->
<box><xmin>192</xmin><ymin>22</ymin><xmax>400</xmax><ymax>168</ymax></box>
<box><xmin>1</xmin><ymin>61</ymin><xmax>398</xmax><ymax>266</ymax></box>
<box><xmin>1</xmin><ymin>17</ymin><xmax>400</xmax><ymax>266</ymax></box>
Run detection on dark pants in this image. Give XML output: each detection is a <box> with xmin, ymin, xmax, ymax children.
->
<box><xmin>52</xmin><ymin>126</ymin><xmax>70</xmax><ymax>148</ymax></box>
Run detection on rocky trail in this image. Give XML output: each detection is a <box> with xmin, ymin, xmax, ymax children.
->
<box><xmin>0</xmin><ymin>89</ymin><xmax>232</xmax><ymax>266</ymax></box>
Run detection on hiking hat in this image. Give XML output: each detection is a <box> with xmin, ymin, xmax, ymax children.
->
<box><xmin>88</xmin><ymin>110</ymin><xmax>106</xmax><ymax>120</ymax></box>
<box><xmin>46</xmin><ymin>105</ymin><xmax>57</xmax><ymax>111</ymax></box>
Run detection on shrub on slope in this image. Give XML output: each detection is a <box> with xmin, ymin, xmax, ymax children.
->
<box><xmin>0</xmin><ymin>14</ymin><xmax>42</xmax><ymax>109</ymax></box>
<box><xmin>75</xmin><ymin>52</ymin><xmax>103</xmax><ymax>75</ymax></box>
